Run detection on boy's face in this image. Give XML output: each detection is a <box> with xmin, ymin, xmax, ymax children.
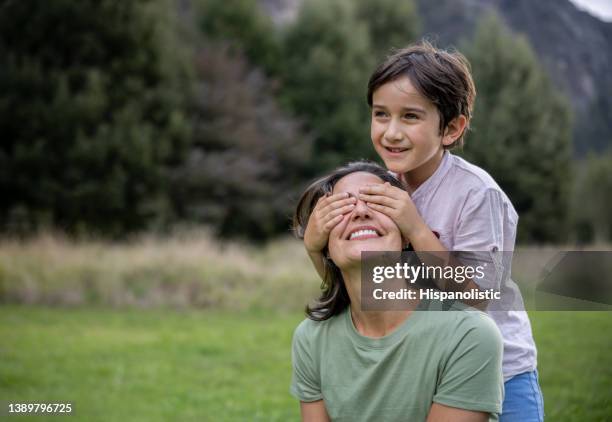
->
<box><xmin>370</xmin><ymin>76</ymin><xmax>453</xmax><ymax>181</ymax></box>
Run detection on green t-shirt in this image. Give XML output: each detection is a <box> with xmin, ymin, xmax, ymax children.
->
<box><xmin>290</xmin><ymin>306</ymin><xmax>504</xmax><ymax>421</ymax></box>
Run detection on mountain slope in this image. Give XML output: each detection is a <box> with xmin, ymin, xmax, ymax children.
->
<box><xmin>259</xmin><ymin>0</ymin><xmax>612</xmax><ymax>153</ymax></box>
<box><xmin>417</xmin><ymin>0</ymin><xmax>612</xmax><ymax>153</ymax></box>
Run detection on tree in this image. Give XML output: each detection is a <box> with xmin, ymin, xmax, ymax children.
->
<box><xmin>196</xmin><ymin>0</ymin><xmax>281</xmax><ymax>76</ymax></box>
<box><xmin>280</xmin><ymin>0</ymin><xmax>374</xmax><ymax>174</ymax></box>
<box><xmin>279</xmin><ymin>0</ymin><xmax>420</xmax><ymax>175</ymax></box>
<box><xmin>168</xmin><ymin>41</ymin><xmax>311</xmax><ymax>240</ymax></box>
<box><xmin>0</xmin><ymin>0</ymin><xmax>193</xmax><ymax>236</ymax></box>
<box><xmin>460</xmin><ymin>13</ymin><xmax>573</xmax><ymax>243</ymax></box>
<box><xmin>571</xmin><ymin>151</ymin><xmax>612</xmax><ymax>243</ymax></box>
<box><xmin>354</xmin><ymin>0</ymin><xmax>420</xmax><ymax>62</ymax></box>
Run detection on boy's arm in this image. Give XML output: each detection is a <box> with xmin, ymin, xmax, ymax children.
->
<box><xmin>451</xmin><ymin>188</ymin><xmax>513</xmax><ymax>290</ymax></box>
<box><xmin>359</xmin><ymin>183</ymin><xmax>490</xmax><ymax>309</ymax></box>
<box><xmin>403</xmin><ymin>218</ymin><xmax>490</xmax><ymax>308</ymax></box>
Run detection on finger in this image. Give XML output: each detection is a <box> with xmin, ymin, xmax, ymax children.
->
<box><xmin>362</xmin><ymin>183</ymin><xmax>403</xmax><ymax>199</ymax></box>
<box><xmin>358</xmin><ymin>193</ymin><xmax>397</xmax><ymax>207</ymax></box>
<box><xmin>366</xmin><ymin>202</ymin><xmax>395</xmax><ymax>215</ymax></box>
<box><xmin>358</xmin><ymin>184</ymin><xmax>382</xmax><ymax>194</ymax></box>
<box><xmin>328</xmin><ymin>192</ymin><xmax>351</xmax><ymax>201</ymax></box>
<box><xmin>322</xmin><ymin>196</ymin><xmax>357</xmax><ymax>213</ymax></box>
<box><xmin>325</xmin><ymin>203</ymin><xmax>356</xmax><ymax>220</ymax></box>
<box><xmin>317</xmin><ymin>192</ymin><xmax>350</xmax><ymax>208</ymax></box>
<box><xmin>359</xmin><ymin>183</ymin><xmax>391</xmax><ymax>195</ymax></box>
<box><xmin>323</xmin><ymin>213</ymin><xmax>344</xmax><ymax>231</ymax></box>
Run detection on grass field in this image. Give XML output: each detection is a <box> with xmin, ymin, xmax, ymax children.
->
<box><xmin>1</xmin><ymin>306</ymin><xmax>611</xmax><ymax>421</ymax></box>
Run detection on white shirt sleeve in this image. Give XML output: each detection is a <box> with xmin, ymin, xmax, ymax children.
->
<box><xmin>453</xmin><ymin>188</ymin><xmax>515</xmax><ymax>290</ymax></box>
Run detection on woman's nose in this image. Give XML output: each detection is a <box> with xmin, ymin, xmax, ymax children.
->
<box><xmin>352</xmin><ymin>198</ymin><xmax>371</xmax><ymax>219</ymax></box>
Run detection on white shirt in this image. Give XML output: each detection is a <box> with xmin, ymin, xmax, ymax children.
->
<box><xmin>410</xmin><ymin>151</ymin><xmax>537</xmax><ymax>381</ymax></box>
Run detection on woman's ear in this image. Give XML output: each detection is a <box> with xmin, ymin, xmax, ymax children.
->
<box><xmin>442</xmin><ymin>115</ymin><xmax>467</xmax><ymax>146</ymax></box>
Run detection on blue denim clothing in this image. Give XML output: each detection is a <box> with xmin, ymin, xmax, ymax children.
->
<box><xmin>500</xmin><ymin>370</ymin><xmax>544</xmax><ymax>422</ymax></box>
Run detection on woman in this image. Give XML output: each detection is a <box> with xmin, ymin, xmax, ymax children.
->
<box><xmin>291</xmin><ymin>161</ymin><xmax>504</xmax><ymax>421</ymax></box>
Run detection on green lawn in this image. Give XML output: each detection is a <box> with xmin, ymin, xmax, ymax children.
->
<box><xmin>1</xmin><ymin>307</ymin><xmax>611</xmax><ymax>421</ymax></box>
<box><xmin>530</xmin><ymin>312</ymin><xmax>612</xmax><ymax>421</ymax></box>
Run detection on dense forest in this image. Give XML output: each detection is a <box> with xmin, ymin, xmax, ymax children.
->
<box><xmin>1</xmin><ymin>0</ymin><xmax>610</xmax><ymax>243</ymax></box>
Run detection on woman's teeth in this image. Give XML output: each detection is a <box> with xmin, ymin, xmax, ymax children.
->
<box><xmin>349</xmin><ymin>229</ymin><xmax>378</xmax><ymax>240</ymax></box>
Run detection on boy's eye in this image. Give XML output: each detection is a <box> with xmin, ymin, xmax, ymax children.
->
<box><xmin>373</xmin><ymin>110</ymin><xmax>387</xmax><ymax>118</ymax></box>
<box><xmin>404</xmin><ymin>113</ymin><xmax>418</xmax><ymax>119</ymax></box>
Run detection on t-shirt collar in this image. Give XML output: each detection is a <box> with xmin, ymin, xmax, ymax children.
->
<box><xmin>410</xmin><ymin>151</ymin><xmax>452</xmax><ymax>201</ymax></box>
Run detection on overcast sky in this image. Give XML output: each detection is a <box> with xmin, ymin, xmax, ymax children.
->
<box><xmin>569</xmin><ymin>0</ymin><xmax>612</xmax><ymax>21</ymax></box>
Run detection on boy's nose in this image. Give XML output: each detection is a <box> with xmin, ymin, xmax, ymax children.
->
<box><xmin>384</xmin><ymin>120</ymin><xmax>403</xmax><ymax>142</ymax></box>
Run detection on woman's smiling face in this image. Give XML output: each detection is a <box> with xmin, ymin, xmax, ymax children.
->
<box><xmin>327</xmin><ymin>172</ymin><xmax>403</xmax><ymax>269</ymax></box>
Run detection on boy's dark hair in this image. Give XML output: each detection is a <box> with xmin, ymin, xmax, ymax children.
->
<box><xmin>293</xmin><ymin>160</ymin><xmax>404</xmax><ymax>321</ymax></box>
<box><xmin>367</xmin><ymin>41</ymin><xmax>476</xmax><ymax>149</ymax></box>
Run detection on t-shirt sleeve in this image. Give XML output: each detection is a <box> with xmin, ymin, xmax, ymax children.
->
<box><xmin>454</xmin><ymin>188</ymin><xmax>507</xmax><ymax>252</ymax></box>
<box><xmin>453</xmin><ymin>188</ymin><xmax>516</xmax><ymax>289</ymax></box>
<box><xmin>290</xmin><ymin>320</ymin><xmax>323</xmax><ymax>402</ymax></box>
<box><xmin>433</xmin><ymin>313</ymin><xmax>504</xmax><ymax>415</ymax></box>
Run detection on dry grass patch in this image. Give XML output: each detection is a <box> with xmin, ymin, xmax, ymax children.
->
<box><xmin>0</xmin><ymin>230</ymin><xmax>320</xmax><ymax>310</ymax></box>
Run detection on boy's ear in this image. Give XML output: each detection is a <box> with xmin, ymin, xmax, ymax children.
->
<box><xmin>441</xmin><ymin>115</ymin><xmax>467</xmax><ymax>146</ymax></box>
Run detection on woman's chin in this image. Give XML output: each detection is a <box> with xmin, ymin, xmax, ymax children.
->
<box><xmin>349</xmin><ymin>239</ymin><xmax>394</xmax><ymax>254</ymax></box>
<box><xmin>331</xmin><ymin>250</ymin><xmax>363</xmax><ymax>270</ymax></box>
<box><xmin>341</xmin><ymin>242</ymin><xmax>389</xmax><ymax>263</ymax></box>
<box><xmin>330</xmin><ymin>237</ymin><xmax>402</xmax><ymax>270</ymax></box>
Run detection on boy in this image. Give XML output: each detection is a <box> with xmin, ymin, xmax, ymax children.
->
<box><xmin>303</xmin><ymin>42</ymin><xmax>543</xmax><ymax>422</ymax></box>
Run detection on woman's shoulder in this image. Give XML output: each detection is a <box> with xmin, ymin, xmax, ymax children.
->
<box><xmin>459</xmin><ymin>309</ymin><xmax>501</xmax><ymax>336</ymax></box>
<box><xmin>293</xmin><ymin>317</ymin><xmax>317</xmax><ymax>339</ymax></box>
<box><xmin>422</xmin><ymin>308</ymin><xmax>502</xmax><ymax>346</ymax></box>
<box><xmin>293</xmin><ymin>310</ymin><xmax>347</xmax><ymax>343</ymax></box>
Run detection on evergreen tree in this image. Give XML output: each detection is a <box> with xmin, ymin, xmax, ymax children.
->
<box><xmin>354</xmin><ymin>0</ymin><xmax>420</xmax><ymax>62</ymax></box>
<box><xmin>196</xmin><ymin>0</ymin><xmax>281</xmax><ymax>75</ymax></box>
<box><xmin>571</xmin><ymin>151</ymin><xmax>612</xmax><ymax>243</ymax></box>
<box><xmin>460</xmin><ymin>14</ymin><xmax>573</xmax><ymax>243</ymax></box>
<box><xmin>0</xmin><ymin>0</ymin><xmax>193</xmax><ymax>236</ymax></box>
<box><xmin>280</xmin><ymin>0</ymin><xmax>374</xmax><ymax>174</ymax></box>
<box><xmin>280</xmin><ymin>0</ymin><xmax>419</xmax><ymax>174</ymax></box>
<box><xmin>169</xmin><ymin>41</ymin><xmax>311</xmax><ymax>240</ymax></box>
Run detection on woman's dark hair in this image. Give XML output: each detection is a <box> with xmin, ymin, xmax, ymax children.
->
<box><xmin>293</xmin><ymin>160</ymin><xmax>404</xmax><ymax>321</ymax></box>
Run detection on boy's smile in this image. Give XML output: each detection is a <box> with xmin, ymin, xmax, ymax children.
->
<box><xmin>370</xmin><ymin>76</ymin><xmax>458</xmax><ymax>190</ymax></box>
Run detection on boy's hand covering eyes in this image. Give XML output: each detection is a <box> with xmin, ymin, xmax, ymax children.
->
<box><xmin>359</xmin><ymin>182</ymin><xmax>424</xmax><ymax>241</ymax></box>
<box><xmin>303</xmin><ymin>193</ymin><xmax>357</xmax><ymax>253</ymax></box>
